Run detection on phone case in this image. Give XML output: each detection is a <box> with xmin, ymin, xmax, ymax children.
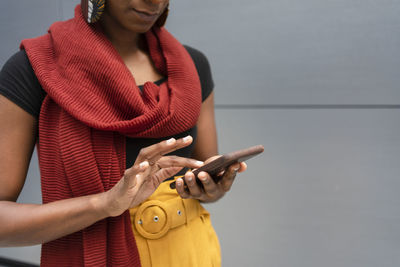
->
<box><xmin>170</xmin><ymin>145</ymin><xmax>264</xmax><ymax>189</ymax></box>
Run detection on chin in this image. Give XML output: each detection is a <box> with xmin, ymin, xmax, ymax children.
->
<box><xmin>122</xmin><ymin>19</ymin><xmax>158</xmax><ymax>33</ymax></box>
<box><xmin>131</xmin><ymin>24</ymin><xmax>155</xmax><ymax>33</ymax></box>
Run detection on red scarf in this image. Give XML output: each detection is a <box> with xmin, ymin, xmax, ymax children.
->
<box><xmin>20</xmin><ymin>5</ymin><xmax>201</xmax><ymax>267</ymax></box>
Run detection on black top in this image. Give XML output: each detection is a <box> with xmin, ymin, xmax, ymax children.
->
<box><xmin>0</xmin><ymin>45</ymin><xmax>214</xmax><ymax>176</ymax></box>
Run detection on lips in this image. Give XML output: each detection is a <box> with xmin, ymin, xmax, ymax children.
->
<box><xmin>134</xmin><ymin>8</ymin><xmax>158</xmax><ymax>16</ymax></box>
<box><xmin>131</xmin><ymin>8</ymin><xmax>159</xmax><ymax>21</ymax></box>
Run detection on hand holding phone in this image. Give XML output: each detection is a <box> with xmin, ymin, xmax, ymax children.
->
<box><xmin>170</xmin><ymin>145</ymin><xmax>264</xmax><ymax>189</ymax></box>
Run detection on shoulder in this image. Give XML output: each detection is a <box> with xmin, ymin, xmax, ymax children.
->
<box><xmin>1</xmin><ymin>50</ymin><xmax>31</xmax><ymax>73</ymax></box>
<box><xmin>183</xmin><ymin>45</ymin><xmax>213</xmax><ymax>80</ymax></box>
<box><xmin>184</xmin><ymin>46</ymin><xmax>210</xmax><ymax>66</ymax></box>
<box><xmin>183</xmin><ymin>45</ymin><xmax>214</xmax><ymax>101</ymax></box>
<box><xmin>0</xmin><ymin>50</ymin><xmax>45</xmax><ymax>118</ymax></box>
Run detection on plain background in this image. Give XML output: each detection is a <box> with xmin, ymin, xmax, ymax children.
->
<box><xmin>1</xmin><ymin>0</ymin><xmax>400</xmax><ymax>266</ymax></box>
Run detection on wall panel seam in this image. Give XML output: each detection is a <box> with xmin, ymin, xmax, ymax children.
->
<box><xmin>215</xmin><ymin>104</ymin><xmax>400</xmax><ymax>110</ymax></box>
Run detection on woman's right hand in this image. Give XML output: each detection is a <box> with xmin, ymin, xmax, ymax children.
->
<box><xmin>1</xmin><ymin>95</ymin><xmax>203</xmax><ymax>245</ymax></box>
<box><xmin>101</xmin><ymin>135</ymin><xmax>203</xmax><ymax>217</ymax></box>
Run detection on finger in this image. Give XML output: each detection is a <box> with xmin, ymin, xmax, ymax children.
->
<box><xmin>124</xmin><ymin>161</ymin><xmax>149</xmax><ymax>188</ymax></box>
<box><xmin>157</xmin><ymin>156</ymin><xmax>203</xmax><ymax>169</ymax></box>
<box><xmin>184</xmin><ymin>172</ymin><xmax>203</xmax><ymax>198</ymax></box>
<box><xmin>161</xmin><ymin>135</ymin><xmax>194</xmax><ymax>155</ymax></box>
<box><xmin>135</xmin><ymin>138</ymin><xmax>177</xmax><ymax>166</ymax></box>
<box><xmin>152</xmin><ymin>166</ymin><xmax>183</xmax><ymax>184</ymax></box>
<box><xmin>220</xmin><ymin>163</ymin><xmax>240</xmax><ymax>192</ymax></box>
<box><xmin>135</xmin><ymin>136</ymin><xmax>193</xmax><ymax>165</ymax></box>
<box><xmin>175</xmin><ymin>178</ymin><xmax>191</xmax><ymax>199</ymax></box>
<box><xmin>197</xmin><ymin>171</ymin><xmax>219</xmax><ymax>197</ymax></box>
<box><xmin>200</xmin><ymin>155</ymin><xmax>221</xmax><ymax>166</ymax></box>
<box><xmin>238</xmin><ymin>162</ymin><xmax>247</xmax><ymax>173</ymax></box>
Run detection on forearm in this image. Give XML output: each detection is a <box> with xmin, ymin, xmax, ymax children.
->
<box><xmin>0</xmin><ymin>192</ymin><xmax>108</xmax><ymax>247</ymax></box>
<box><xmin>191</xmin><ymin>92</ymin><xmax>218</xmax><ymax>161</ymax></box>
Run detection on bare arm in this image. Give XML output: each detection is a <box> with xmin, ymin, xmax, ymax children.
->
<box><xmin>191</xmin><ymin>92</ymin><xmax>218</xmax><ymax>161</ymax></box>
<box><xmin>0</xmin><ymin>95</ymin><xmax>111</xmax><ymax>247</ymax></box>
<box><xmin>177</xmin><ymin>92</ymin><xmax>247</xmax><ymax>202</ymax></box>
<box><xmin>0</xmin><ymin>95</ymin><xmax>202</xmax><ymax>247</ymax></box>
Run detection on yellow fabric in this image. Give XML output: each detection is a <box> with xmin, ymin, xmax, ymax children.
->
<box><xmin>129</xmin><ymin>179</ymin><xmax>221</xmax><ymax>267</ymax></box>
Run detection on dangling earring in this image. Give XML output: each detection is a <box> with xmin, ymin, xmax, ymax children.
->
<box><xmin>81</xmin><ymin>0</ymin><xmax>106</xmax><ymax>23</ymax></box>
<box><xmin>155</xmin><ymin>4</ymin><xmax>169</xmax><ymax>28</ymax></box>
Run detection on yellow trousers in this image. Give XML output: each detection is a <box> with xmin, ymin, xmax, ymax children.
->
<box><xmin>129</xmin><ymin>180</ymin><xmax>221</xmax><ymax>267</ymax></box>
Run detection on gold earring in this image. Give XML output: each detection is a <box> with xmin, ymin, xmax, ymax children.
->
<box><xmin>81</xmin><ymin>0</ymin><xmax>105</xmax><ymax>23</ymax></box>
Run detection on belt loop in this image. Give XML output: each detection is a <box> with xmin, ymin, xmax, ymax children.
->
<box><xmin>183</xmin><ymin>198</ymin><xmax>201</xmax><ymax>222</ymax></box>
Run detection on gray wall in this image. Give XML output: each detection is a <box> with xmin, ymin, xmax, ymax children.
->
<box><xmin>1</xmin><ymin>0</ymin><xmax>400</xmax><ymax>266</ymax></box>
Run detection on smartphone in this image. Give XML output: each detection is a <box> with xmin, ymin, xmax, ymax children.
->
<box><xmin>170</xmin><ymin>145</ymin><xmax>264</xmax><ymax>189</ymax></box>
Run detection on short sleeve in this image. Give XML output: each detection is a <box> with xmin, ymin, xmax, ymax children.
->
<box><xmin>184</xmin><ymin>45</ymin><xmax>214</xmax><ymax>101</ymax></box>
<box><xmin>0</xmin><ymin>50</ymin><xmax>45</xmax><ymax>118</ymax></box>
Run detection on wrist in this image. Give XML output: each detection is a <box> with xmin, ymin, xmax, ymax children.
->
<box><xmin>89</xmin><ymin>192</ymin><xmax>110</xmax><ymax>219</ymax></box>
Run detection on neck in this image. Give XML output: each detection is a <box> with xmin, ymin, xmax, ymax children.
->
<box><xmin>99</xmin><ymin>15</ymin><xmax>145</xmax><ymax>56</ymax></box>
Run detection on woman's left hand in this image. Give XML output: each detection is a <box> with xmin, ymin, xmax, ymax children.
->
<box><xmin>175</xmin><ymin>158</ymin><xmax>247</xmax><ymax>203</ymax></box>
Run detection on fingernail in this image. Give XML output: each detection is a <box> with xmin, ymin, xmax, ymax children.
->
<box><xmin>187</xmin><ymin>176</ymin><xmax>193</xmax><ymax>182</ymax></box>
<box><xmin>196</xmin><ymin>161</ymin><xmax>204</xmax><ymax>167</ymax></box>
<box><xmin>233</xmin><ymin>166</ymin><xmax>240</xmax><ymax>172</ymax></box>
<box><xmin>166</xmin><ymin>138</ymin><xmax>176</xmax><ymax>145</ymax></box>
<box><xmin>177</xmin><ymin>178</ymin><xmax>183</xmax><ymax>186</ymax></box>
<box><xmin>140</xmin><ymin>161</ymin><xmax>149</xmax><ymax>169</ymax></box>
<box><xmin>199</xmin><ymin>174</ymin><xmax>207</xmax><ymax>182</ymax></box>
<box><xmin>183</xmin><ymin>135</ymin><xmax>192</xmax><ymax>143</ymax></box>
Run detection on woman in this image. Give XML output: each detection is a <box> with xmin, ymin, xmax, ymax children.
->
<box><xmin>0</xmin><ymin>0</ymin><xmax>246</xmax><ymax>266</ymax></box>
